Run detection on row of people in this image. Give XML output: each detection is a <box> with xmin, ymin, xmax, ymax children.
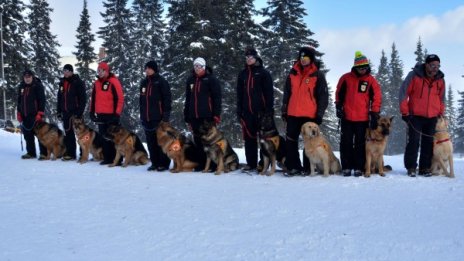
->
<box><xmin>16</xmin><ymin>47</ymin><xmax>446</xmax><ymax>176</ymax></box>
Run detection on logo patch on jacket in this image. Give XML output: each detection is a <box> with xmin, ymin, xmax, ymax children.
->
<box><xmin>102</xmin><ymin>82</ymin><xmax>110</xmax><ymax>91</ymax></box>
<box><xmin>190</xmin><ymin>84</ymin><xmax>194</xmax><ymax>90</ymax></box>
<box><xmin>358</xmin><ymin>81</ymin><xmax>368</xmax><ymax>93</ymax></box>
<box><xmin>60</xmin><ymin>86</ymin><xmax>64</xmax><ymax>92</ymax></box>
<box><xmin>141</xmin><ymin>87</ymin><xmax>146</xmax><ymax>94</ymax></box>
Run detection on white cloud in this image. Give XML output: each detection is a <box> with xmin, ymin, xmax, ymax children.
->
<box><xmin>317</xmin><ymin>5</ymin><xmax>464</xmax><ymax>95</ymax></box>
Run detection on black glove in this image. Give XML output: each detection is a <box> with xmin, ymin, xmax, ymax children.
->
<box><xmin>369</xmin><ymin>111</ymin><xmax>380</xmax><ymax>129</ymax></box>
<box><xmin>184</xmin><ymin>116</ymin><xmax>190</xmax><ymax>124</ymax></box>
<box><xmin>314</xmin><ymin>116</ymin><xmax>323</xmax><ymax>125</ymax></box>
<box><xmin>281</xmin><ymin>112</ymin><xmax>287</xmax><ymax>122</ymax></box>
<box><xmin>57</xmin><ymin>113</ymin><xmax>62</xmax><ymax>121</ymax></box>
<box><xmin>236</xmin><ymin>112</ymin><xmax>243</xmax><ymax>122</ymax></box>
<box><xmin>402</xmin><ymin>115</ymin><xmax>411</xmax><ymax>123</ymax></box>
<box><xmin>90</xmin><ymin>113</ymin><xmax>98</xmax><ymax>122</ymax></box>
<box><xmin>336</xmin><ymin>105</ymin><xmax>344</xmax><ymax>119</ymax></box>
<box><xmin>111</xmin><ymin>114</ymin><xmax>120</xmax><ymax>124</ymax></box>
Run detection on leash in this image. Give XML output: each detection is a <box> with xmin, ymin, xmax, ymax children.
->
<box><xmin>405</xmin><ymin>119</ymin><xmax>435</xmax><ymax>138</ymax></box>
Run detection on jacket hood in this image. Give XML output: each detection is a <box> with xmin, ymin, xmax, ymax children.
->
<box><xmin>413</xmin><ymin>62</ymin><xmax>445</xmax><ymax>79</ymax></box>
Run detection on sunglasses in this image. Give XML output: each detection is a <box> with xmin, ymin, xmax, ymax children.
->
<box><xmin>194</xmin><ymin>64</ymin><xmax>204</xmax><ymax>69</ymax></box>
<box><xmin>357</xmin><ymin>67</ymin><xmax>368</xmax><ymax>71</ymax></box>
<box><xmin>63</xmin><ymin>69</ymin><xmax>71</xmax><ymax>73</ymax></box>
<box><xmin>428</xmin><ymin>64</ymin><xmax>440</xmax><ymax>69</ymax></box>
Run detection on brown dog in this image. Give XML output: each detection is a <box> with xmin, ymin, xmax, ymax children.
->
<box><xmin>199</xmin><ymin>121</ymin><xmax>239</xmax><ymax>175</ymax></box>
<box><xmin>33</xmin><ymin>121</ymin><xmax>66</xmax><ymax>160</ymax></box>
<box><xmin>258</xmin><ymin>113</ymin><xmax>286</xmax><ymax>176</ymax></box>
<box><xmin>301</xmin><ymin>122</ymin><xmax>341</xmax><ymax>176</ymax></box>
<box><xmin>156</xmin><ymin>121</ymin><xmax>198</xmax><ymax>173</ymax></box>
<box><xmin>431</xmin><ymin>116</ymin><xmax>454</xmax><ymax>178</ymax></box>
<box><xmin>365</xmin><ymin>116</ymin><xmax>394</xmax><ymax>177</ymax></box>
<box><xmin>72</xmin><ymin>117</ymin><xmax>104</xmax><ymax>163</ymax></box>
<box><xmin>106</xmin><ymin>125</ymin><xmax>149</xmax><ymax>167</ymax></box>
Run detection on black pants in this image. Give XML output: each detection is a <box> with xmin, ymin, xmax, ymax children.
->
<box><xmin>62</xmin><ymin>116</ymin><xmax>77</xmax><ymax>158</ymax></box>
<box><xmin>285</xmin><ymin>116</ymin><xmax>311</xmax><ymax>171</ymax></box>
<box><xmin>404</xmin><ymin>116</ymin><xmax>437</xmax><ymax>171</ymax></box>
<box><xmin>21</xmin><ymin>116</ymin><xmax>46</xmax><ymax>157</ymax></box>
<box><xmin>339</xmin><ymin>119</ymin><xmax>368</xmax><ymax>172</ymax></box>
<box><xmin>98</xmin><ymin>122</ymin><xmax>117</xmax><ymax>163</ymax></box>
<box><xmin>143</xmin><ymin>121</ymin><xmax>170</xmax><ymax>168</ymax></box>
<box><xmin>240</xmin><ymin>113</ymin><xmax>260</xmax><ymax>169</ymax></box>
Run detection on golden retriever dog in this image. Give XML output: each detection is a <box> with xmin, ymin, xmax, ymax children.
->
<box><xmin>199</xmin><ymin>120</ymin><xmax>239</xmax><ymax>175</ymax></box>
<box><xmin>106</xmin><ymin>125</ymin><xmax>149</xmax><ymax>167</ymax></box>
<box><xmin>431</xmin><ymin>116</ymin><xmax>454</xmax><ymax>178</ymax></box>
<box><xmin>301</xmin><ymin>122</ymin><xmax>341</xmax><ymax>176</ymax></box>
<box><xmin>33</xmin><ymin>121</ymin><xmax>66</xmax><ymax>160</ymax></box>
<box><xmin>365</xmin><ymin>116</ymin><xmax>394</xmax><ymax>177</ymax></box>
<box><xmin>72</xmin><ymin>117</ymin><xmax>104</xmax><ymax>163</ymax></box>
<box><xmin>156</xmin><ymin>121</ymin><xmax>199</xmax><ymax>173</ymax></box>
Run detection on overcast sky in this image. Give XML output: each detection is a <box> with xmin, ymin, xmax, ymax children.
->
<box><xmin>44</xmin><ymin>0</ymin><xmax>464</xmax><ymax>94</ymax></box>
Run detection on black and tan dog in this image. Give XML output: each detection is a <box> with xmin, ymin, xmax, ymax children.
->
<box><xmin>33</xmin><ymin>121</ymin><xmax>66</xmax><ymax>160</ymax></box>
<box><xmin>72</xmin><ymin>117</ymin><xmax>104</xmax><ymax>164</ymax></box>
<box><xmin>199</xmin><ymin>120</ymin><xmax>239</xmax><ymax>175</ymax></box>
<box><xmin>106</xmin><ymin>124</ymin><xmax>149</xmax><ymax>167</ymax></box>
<box><xmin>365</xmin><ymin>116</ymin><xmax>394</xmax><ymax>177</ymax></box>
<box><xmin>156</xmin><ymin>121</ymin><xmax>199</xmax><ymax>173</ymax></box>
<box><xmin>258</xmin><ymin>113</ymin><xmax>286</xmax><ymax>176</ymax></box>
<box><xmin>431</xmin><ymin>116</ymin><xmax>454</xmax><ymax>178</ymax></box>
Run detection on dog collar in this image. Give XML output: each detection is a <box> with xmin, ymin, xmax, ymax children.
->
<box><xmin>435</xmin><ymin>138</ymin><xmax>450</xmax><ymax>144</ymax></box>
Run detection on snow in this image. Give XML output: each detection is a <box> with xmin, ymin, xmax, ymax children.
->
<box><xmin>1</xmin><ymin>130</ymin><xmax>463</xmax><ymax>260</ymax></box>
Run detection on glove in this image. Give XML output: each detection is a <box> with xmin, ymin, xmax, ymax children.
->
<box><xmin>369</xmin><ymin>111</ymin><xmax>380</xmax><ymax>129</ymax></box>
<box><xmin>111</xmin><ymin>114</ymin><xmax>120</xmax><ymax>124</ymax></box>
<box><xmin>402</xmin><ymin>115</ymin><xmax>410</xmax><ymax>123</ymax></box>
<box><xmin>184</xmin><ymin>116</ymin><xmax>190</xmax><ymax>124</ymax></box>
<box><xmin>314</xmin><ymin>116</ymin><xmax>323</xmax><ymax>125</ymax></box>
<box><xmin>281</xmin><ymin>112</ymin><xmax>287</xmax><ymax>122</ymax></box>
<box><xmin>90</xmin><ymin>113</ymin><xmax>98</xmax><ymax>122</ymax></box>
<box><xmin>17</xmin><ymin>112</ymin><xmax>23</xmax><ymax>123</ymax></box>
<box><xmin>213</xmin><ymin>116</ymin><xmax>221</xmax><ymax>125</ymax></box>
<box><xmin>236</xmin><ymin>111</ymin><xmax>243</xmax><ymax>122</ymax></box>
<box><xmin>35</xmin><ymin>111</ymin><xmax>44</xmax><ymax>122</ymax></box>
<box><xmin>336</xmin><ymin>105</ymin><xmax>344</xmax><ymax>119</ymax></box>
<box><xmin>57</xmin><ymin>113</ymin><xmax>63</xmax><ymax>121</ymax></box>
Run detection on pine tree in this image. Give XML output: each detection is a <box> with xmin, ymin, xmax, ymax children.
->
<box><xmin>376</xmin><ymin>50</ymin><xmax>395</xmax><ymax>154</ymax></box>
<box><xmin>414</xmin><ymin>36</ymin><xmax>425</xmax><ymax>64</ymax></box>
<box><xmin>98</xmin><ymin>0</ymin><xmax>137</xmax><ymax>130</ymax></box>
<box><xmin>387</xmin><ymin>43</ymin><xmax>405</xmax><ymax>154</ymax></box>
<box><xmin>0</xmin><ymin>0</ymin><xmax>30</xmax><ymax>119</ymax></box>
<box><xmin>446</xmin><ymin>85</ymin><xmax>456</xmax><ymax>142</ymax></box>
<box><xmin>455</xmin><ymin>91</ymin><xmax>464</xmax><ymax>153</ymax></box>
<box><xmin>28</xmin><ymin>0</ymin><xmax>61</xmax><ymax>119</ymax></box>
<box><xmin>73</xmin><ymin>0</ymin><xmax>96</xmax><ymax>89</ymax></box>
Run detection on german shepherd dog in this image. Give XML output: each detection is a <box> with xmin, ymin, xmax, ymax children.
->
<box><xmin>72</xmin><ymin>117</ymin><xmax>104</xmax><ymax>163</ymax></box>
<box><xmin>199</xmin><ymin>120</ymin><xmax>239</xmax><ymax>175</ymax></box>
<box><xmin>258</xmin><ymin>113</ymin><xmax>286</xmax><ymax>176</ymax></box>
<box><xmin>431</xmin><ymin>116</ymin><xmax>454</xmax><ymax>178</ymax></box>
<box><xmin>156</xmin><ymin>121</ymin><xmax>199</xmax><ymax>173</ymax></box>
<box><xmin>365</xmin><ymin>116</ymin><xmax>394</xmax><ymax>177</ymax></box>
<box><xmin>33</xmin><ymin>121</ymin><xmax>66</xmax><ymax>160</ymax></box>
<box><xmin>301</xmin><ymin>122</ymin><xmax>341</xmax><ymax>176</ymax></box>
<box><xmin>106</xmin><ymin>124</ymin><xmax>149</xmax><ymax>167</ymax></box>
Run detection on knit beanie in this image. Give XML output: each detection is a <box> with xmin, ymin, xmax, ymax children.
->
<box><xmin>425</xmin><ymin>54</ymin><xmax>440</xmax><ymax>63</ymax></box>
<box><xmin>98</xmin><ymin>62</ymin><xmax>110</xmax><ymax>72</ymax></box>
<box><xmin>63</xmin><ymin>64</ymin><xmax>74</xmax><ymax>72</ymax></box>
<box><xmin>193</xmin><ymin>57</ymin><xmax>206</xmax><ymax>68</ymax></box>
<box><xmin>354</xmin><ymin>51</ymin><xmax>369</xmax><ymax>67</ymax></box>
<box><xmin>245</xmin><ymin>47</ymin><xmax>258</xmax><ymax>57</ymax></box>
<box><xmin>298</xmin><ymin>47</ymin><xmax>316</xmax><ymax>62</ymax></box>
<box><xmin>23</xmin><ymin>69</ymin><xmax>34</xmax><ymax>77</ymax></box>
<box><xmin>145</xmin><ymin>60</ymin><xmax>158</xmax><ymax>71</ymax></box>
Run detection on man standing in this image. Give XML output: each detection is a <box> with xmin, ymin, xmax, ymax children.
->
<box><xmin>399</xmin><ymin>54</ymin><xmax>445</xmax><ymax>177</ymax></box>
<box><xmin>139</xmin><ymin>61</ymin><xmax>172</xmax><ymax>171</ymax></box>
<box><xmin>89</xmin><ymin>62</ymin><xmax>124</xmax><ymax>165</ymax></box>
<box><xmin>16</xmin><ymin>69</ymin><xmax>47</xmax><ymax>159</ymax></box>
<box><xmin>335</xmin><ymin>51</ymin><xmax>382</xmax><ymax>177</ymax></box>
<box><xmin>236</xmin><ymin>47</ymin><xmax>274</xmax><ymax>173</ymax></box>
<box><xmin>57</xmin><ymin>64</ymin><xmax>87</xmax><ymax>161</ymax></box>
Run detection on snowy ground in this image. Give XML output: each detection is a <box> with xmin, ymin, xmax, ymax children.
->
<box><xmin>0</xmin><ymin>130</ymin><xmax>463</xmax><ymax>261</ymax></box>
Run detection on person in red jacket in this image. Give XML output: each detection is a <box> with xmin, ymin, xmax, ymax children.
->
<box><xmin>89</xmin><ymin>62</ymin><xmax>124</xmax><ymax>165</ymax></box>
<box><xmin>399</xmin><ymin>54</ymin><xmax>445</xmax><ymax>177</ymax></box>
<box><xmin>335</xmin><ymin>51</ymin><xmax>382</xmax><ymax>177</ymax></box>
<box><xmin>16</xmin><ymin>69</ymin><xmax>47</xmax><ymax>159</ymax></box>
<box><xmin>281</xmin><ymin>47</ymin><xmax>329</xmax><ymax>176</ymax></box>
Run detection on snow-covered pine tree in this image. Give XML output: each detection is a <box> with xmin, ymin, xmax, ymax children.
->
<box><xmin>376</xmin><ymin>50</ymin><xmax>395</xmax><ymax>154</ymax></box>
<box><xmin>446</xmin><ymin>85</ymin><xmax>456</xmax><ymax>142</ymax></box>
<box><xmin>27</xmin><ymin>0</ymin><xmax>61</xmax><ymax>120</ymax></box>
<box><xmin>414</xmin><ymin>36</ymin><xmax>425</xmax><ymax>64</ymax></box>
<box><xmin>388</xmin><ymin>43</ymin><xmax>405</xmax><ymax>154</ymax></box>
<box><xmin>73</xmin><ymin>0</ymin><xmax>96</xmax><ymax>90</ymax></box>
<box><xmin>98</xmin><ymin>0</ymin><xmax>137</xmax><ymax>131</ymax></box>
<box><xmin>455</xmin><ymin>91</ymin><xmax>464</xmax><ymax>153</ymax></box>
<box><xmin>0</xmin><ymin>0</ymin><xmax>30</xmax><ymax>119</ymax></box>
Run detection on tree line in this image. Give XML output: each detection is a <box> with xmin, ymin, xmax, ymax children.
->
<box><xmin>1</xmin><ymin>0</ymin><xmax>463</xmax><ymax>154</ymax></box>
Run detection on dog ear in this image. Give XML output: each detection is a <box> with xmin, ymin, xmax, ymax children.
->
<box><xmin>390</xmin><ymin>116</ymin><xmax>394</xmax><ymax>122</ymax></box>
<box><xmin>300</xmin><ymin>123</ymin><xmax>307</xmax><ymax>136</ymax></box>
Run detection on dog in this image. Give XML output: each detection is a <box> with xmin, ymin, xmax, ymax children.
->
<box><xmin>431</xmin><ymin>116</ymin><xmax>454</xmax><ymax>178</ymax></box>
<box><xmin>72</xmin><ymin>117</ymin><xmax>104</xmax><ymax>163</ymax></box>
<box><xmin>199</xmin><ymin>120</ymin><xmax>239</xmax><ymax>175</ymax></box>
<box><xmin>301</xmin><ymin>122</ymin><xmax>341</xmax><ymax>176</ymax></box>
<box><xmin>258</xmin><ymin>113</ymin><xmax>286</xmax><ymax>176</ymax></box>
<box><xmin>33</xmin><ymin>121</ymin><xmax>66</xmax><ymax>160</ymax></box>
<box><xmin>156</xmin><ymin>121</ymin><xmax>199</xmax><ymax>173</ymax></box>
<box><xmin>365</xmin><ymin>116</ymin><xmax>394</xmax><ymax>177</ymax></box>
<box><xmin>106</xmin><ymin>124</ymin><xmax>149</xmax><ymax>167</ymax></box>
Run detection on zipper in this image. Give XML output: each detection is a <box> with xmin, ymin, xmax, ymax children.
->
<box><xmin>247</xmin><ymin>68</ymin><xmax>253</xmax><ymax>113</ymax></box>
<box><xmin>145</xmin><ymin>79</ymin><xmax>151</xmax><ymax>119</ymax></box>
<box><xmin>195</xmin><ymin>77</ymin><xmax>200</xmax><ymax>118</ymax></box>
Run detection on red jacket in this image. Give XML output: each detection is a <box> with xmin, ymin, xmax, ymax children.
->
<box><xmin>399</xmin><ymin>63</ymin><xmax>445</xmax><ymax>118</ymax></box>
<box><xmin>90</xmin><ymin>73</ymin><xmax>124</xmax><ymax>116</ymax></box>
<box><xmin>335</xmin><ymin>68</ymin><xmax>381</xmax><ymax>121</ymax></box>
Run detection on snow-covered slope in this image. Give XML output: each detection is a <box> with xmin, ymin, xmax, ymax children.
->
<box><xmin>0</xmin><ymin>130</ymin><xmax>463</xmax><ymax>261</ymax></box>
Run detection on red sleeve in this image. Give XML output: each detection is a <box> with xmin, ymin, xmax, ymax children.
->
<box><xmin>370</xmin><ymin>77</ymin><xmax>382</xmax><ymax>113</ymax></box>
<box><xmin>112</xmin><ymin>78</ymin><xmax>124</xmax><ymax>115</ymax></box>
